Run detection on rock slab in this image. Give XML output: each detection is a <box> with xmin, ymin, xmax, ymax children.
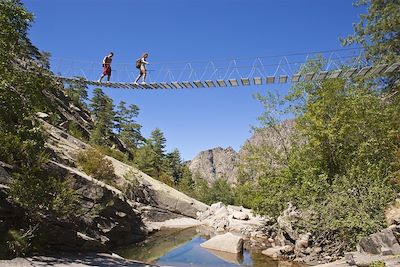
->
<box><xmin>200</xmin><ymin>232</ymin><xmax>244</xmax><ymax>254</ymax></box>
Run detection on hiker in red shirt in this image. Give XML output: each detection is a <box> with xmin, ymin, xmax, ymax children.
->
<box><xmin>98</xmin><ymin>52</ymin><xmax>113</xmax><ymax>82</ymax></box>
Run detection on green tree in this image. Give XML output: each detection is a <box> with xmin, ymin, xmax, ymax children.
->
<box><xmin>147</xmin><ymin>128</ymin><xmax>167</xmax><ymax>178</ymax></box>
<box><xmin>133</xmin><ymin>144</ymin><xmax>158</xmax><ymax>178</ymax></box>
<box><xmin>115</xmin><ymin>101</ymin><xmax>144</xmax><ymax>150</ymax></box>
<box><xmin>342</xmin><ymin>0</ymin><xmax>400</xmax><ymax>65</ymax></box>
<box><xmin>89</xmin><ymin>88</ymin><xmax>115</xmax><ymax>145</ymax></box>
<box><xmin>178</xmin><ymin>166</ymin><xmax>195</xmax><ymax>196</ymax></box>
<box><xmin>65</xmin><ymin>77</ymin><xmax>88</xmax><ymax>108</ymax></box>
<box><xmin>208</xmin><ymin>178</ymin><xmax>234</xmax><ymax>205</ymax></box>
<box><xmin>165</xmin><ymin>149</ymin><xmax>184</xmax><ymax>184</ymax></box>
<box><xmin>0</xmin><ymin>1</ymin><xmax>77</xmax><ymax>257</ymax></box>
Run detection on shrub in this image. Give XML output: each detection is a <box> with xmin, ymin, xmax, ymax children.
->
<box><xmin>121</xmin><ymin>169</ymin><xmax>140</xmax><ymax>200</ymax></box>
<box><xmin>95</xmin><ymin>145</ymin><xmax>129</xmax><ymax>164</ymax></box>
<box><xmin>10</xmin><ymin>171</ymin><xmax>77</xmax><ymax>219</ymax></box>
<box><xmin>67</xmin><ymin>121</ymin><xmax>88</xmax><ymax>141</ymax></box>
<box><xmin>76</xmin><ymin>148</ymin><xmax>116</xmax><ymax>183</ymax></box>
<box><xmin>233</xmin><ymin>182</ymin><xmax>258</xmax><ymax>208</ymax></box>
<box><xmin>369</xmin><ymin>261</ymin><xmax>385</xmax><ymax>267</ymax></box>
<box><xmin>5</xmin><ymin>229</ymin><xmax>32</xmax><ymax>257</ymax></box>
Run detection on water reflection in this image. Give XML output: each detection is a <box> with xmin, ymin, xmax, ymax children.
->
<box><xmin>116</xmin><ymin>227</ymin><xmax>198</xmax><ymax>262</ymax></box>
<box><xmin>115</xmin><ymin>227</ymin><xmax>303</xmax><ymax>267</ymax></box>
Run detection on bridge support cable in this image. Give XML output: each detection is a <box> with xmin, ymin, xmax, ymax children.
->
<box><xmin>49</xmin><ymin>48</ymin><xmax>399</xmax><ymax>89</ymax></box>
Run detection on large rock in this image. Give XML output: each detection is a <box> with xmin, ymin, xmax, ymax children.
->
<box><xmin>210</xmin><ymin>202</ymin><xmax>225</xmax><ymax>213</ymax></box>
<box><xmin>45</xmin><ymin>161</ymin><xmax>147</xmax><ymax>247</ymax></box>
<box><xmin>200</xmin><ymin>233</ymin><xmax>244</xmax><ymax>254</ymax></box>
<box><xmin>275</xmin><ymin>203</ymin><xmax>301</xmax><ymax>245</ymax></box>
<box><xmin>232</xmin><ymin>211</ymin><xmax>249</xmax><ymax>220</ymax></box>
<box><xmin>295</xmin><ymin>233</ymin><xmax>311</xmax><ymax>253</ymax></box>
<box><xmin>357</xmin><ymin>228</ymin><xmax>400</xmax><ymax>255</ymax></box>
<box><xmin>386</xmin><ymin>199</ymin><xmax>400</xmax><ymax>225</ymax></box>
<box><xmin>262</xmin><ymin>245</ymin><xmax>293</xmax><ymax>259</ymax></box>
<box><xmin>187</xmin><ymin>147</ymin><xmax>239</xmax><ymax>185</ymax></box>
<box><xmin>0</xmin><ymin>165</ymin><xmax>11</xmax><ymax>184</ymax></box>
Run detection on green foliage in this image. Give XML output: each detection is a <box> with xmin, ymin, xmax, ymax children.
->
<box><xmin>243</xmin><ymin>1</ymin><xmax>400</xmax><ymax>248</ymax></box>
<box><xmin>244</xmin><ymin>75</ymin><xmax>399</xmax><ymax>248</ymax></box>
<box><xmin>89</xmin><ymin>88</ymin><xmax>115</xmax><ymax>146</ymax></box>
<box><xmin>133</xmin><ymin>129</ymin><xmax>187</xmax><ymax>186</ymax></box>
<box><xmin>95</xmin><ymin>145</ymin><xmax>129</xmax><ymax>164</ymax></box>
<box><xmin>76</xmin><ymin>148</ymin><xmax>116</xmax><ymax>183</ymax></box>
<box><xmin>342</xmin><ymin>0</ymin><xmax>400</xmax><ymax>65</ymax></box>
<box><xmin>208</xmin><ymin>178</ymin><xmax>234</xmax><ymax>205</ymax></box>
<box><xmin>233</xmin><ymin>182</ymin><xmax>258</xmax><ymax>208</ymax></box>
<box><xmin>0</xmin><ymin>126</ymin><xmax>46</xmax><ymax>168</ymax></box>
<box><xmin>115</xmin><ymin>101</ymin><xmax>144</xmax><ymax>150</ymax></box>
<box><xmin>192</xmin><ymin>178</ymin><xmax>211</xmax><ymax>204</ymax></box>
<box><xmin>133</xmin><ymin>143</ymin><xmax>159</xmax><ymax>178</ymax></box>
<box><xmin>121</xmin><ymin>169</ymin><xmax>140</xmax><ymax>200</ymax></box>
<box><xmin>177</xmin><ymin>166</ymin><xmax>195</xmax><ymax>195</ymax></box>
<box><xmin>67</xmin><ymin>120</ymin><xmax>88</xmax><ymax>142</ymax></box>
<box><xmin>369</xmin><ymin>261</ymin><xmax>386</xmax><ymax>267</ymax></box>
<box><xmin>64</xmin><ymin>77</ymin><xmax>88</xmax><ymax>109</ymax></box>
<box><xmin>187</xmin><ymin>174</ymin><xmax>235</xmax><ymax>206</ymax></box>
<box><xmin>5</xmin><ymin>228</ymin><xmax>33</xmax><ymax>257</ymax></box>
<box><xmin>10</xmin><ymin>170</ymin><xmax>77</xmax><ymax>219</ymax></box>
<box><xmin>0</xmin><ymin>0</ymin><xmax>77</xmax><ymax>228</ymax></box>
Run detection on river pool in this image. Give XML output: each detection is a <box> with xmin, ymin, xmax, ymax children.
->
<box><xmin>115</xmin><ymin>227</ymin><xmax>303</xmax><ymax>267</ymax></box>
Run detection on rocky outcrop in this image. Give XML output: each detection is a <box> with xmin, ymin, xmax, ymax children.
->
<box><xmin>262</xmin><ymin>245</ymin><xmax>293</xmax><ymax>259</ymax></box>
<box><xmin>187</xmin><ymin>147</ymin><xmax>239</xmax><ymax>185</ymax></box>
<box><xmin>188</xmin><ymin>120</ymin><xmax>296</xmax><ymax>185</ymax></box>
<box><xmin>0</xmin><ymin>253</ymin><xmax>160</xmax><ymax>267</ymax></box>
<box><xmin>241</xmin><ymin>120</ymin><xmax>295</xmax><ymax>154</ymax></box>
<box><xmin>45</xmin><ymin>161</ymin><xmax>148</xmax><ymax>248</ymax></box>
<box><xmin>200</xmin><ymin>232</ymin><xmax>244</xmax><ymax>254</ymax></box>
<box><xmin>357</xmin><ymin>228</ymin><xmax>400</xmax><ymax>255</ymax></box>
<box><xmin>43</xmin><ymin>120</ymin><xmax>209</xmax><ymax>220</ymax></box>
<box><xmin>197</xmin><ymin>202</ymin><xmax>267</xmax><ymax>235</ymax></box>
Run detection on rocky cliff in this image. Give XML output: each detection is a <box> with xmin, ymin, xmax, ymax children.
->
<box><xmin>187</xmin><ymin>120</ymin><xmax>296</xmax><ymax>185</ymax></box>
<box><xmin>187</xmin><ymin>147</ymin><xmax>239</xmax><ymax>185</ymax></box>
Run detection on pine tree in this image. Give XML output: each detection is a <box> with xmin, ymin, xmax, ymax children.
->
<box><xmin>65</xmin><ymin>77</ymin><xmax>88</xmax><ymax>108</ymax></box>
<box><xmin>166</xmin><ymin>149</ymin><xmax>183</xmax><ymax>184</ymax></box>
<box><xmin>89</xmin><ymin>88</ymin><xmax>115</xmax><ymax>145</ymax></box>
<box><xmin>115</xmin><ymin>101</ymin><xmax>144</xmax><ymax>150</ymax></box>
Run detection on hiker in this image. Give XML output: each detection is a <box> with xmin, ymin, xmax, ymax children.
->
<box><xmin>98</xmin><ymin>52</ymin><xmax>114</xmax><ymax>82</ymax></box>
<box><xmin>134</xmin><ymin>53</ymin><xmax>149</xmax><ymax>85</ymax></box>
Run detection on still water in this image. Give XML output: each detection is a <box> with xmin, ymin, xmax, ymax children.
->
<box><xmin>115</xmin><ymin>227</ymin><xmax>302</xmax><ymax>267</ymax></box>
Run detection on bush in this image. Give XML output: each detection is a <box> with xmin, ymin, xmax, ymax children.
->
<box><xmin>10</xmin><ymin>171</ymin><xmax>77</xmax><ymax>219</ymax></box>
<box><xmin>76</xmin><ymin>148</ymin><xmax>116</xmax><ymax>183</ymax></box>
<box><xmin>233</xmin><ymin>182</ymin><xmax>258</xmax><ymax>208</ymax></box>
<box><xmin>121</xmin><ymin>169</ymin><xmax>140</xmax><ymax>200</ymax></box>
<box><xmin>4</xmin><ymin>228</ymin><xmax>34</xmax><ymax>258</ymax></box>
<box><xmin>369</xmin><ymin>261</ymin><xmax>385</xmax><ymax>267</ymax></box>
<box><xmin>67</xmin><ymin>121</ymin><xmax>88</xmax><ymax>141</ymax></box>
<box><xmin>95</xmin><ymin>145</ymin><xmax>129</xmax><ymax>164</ymax></box>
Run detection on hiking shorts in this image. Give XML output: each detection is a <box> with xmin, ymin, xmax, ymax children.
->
<box><xmin>102</xmin><ymin>65</ymin><xmax>112</xmax><ymax>76</ymax></box>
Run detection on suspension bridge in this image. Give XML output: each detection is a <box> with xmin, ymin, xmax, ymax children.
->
<box><xmin>53</xmin><ymin>48</ymin><xmax>399</xmax><ymax>90</ymax></box>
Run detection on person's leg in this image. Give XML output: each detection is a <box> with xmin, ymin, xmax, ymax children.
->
<box><xmin>141</xmin><ymin>66</ymin><xmax>146</xmax><ymax>84</ymax></box>
<box><xmin>106</xmin><ymin>67</ymin><xmax>112</xmax><ymax>82</ymax></box>
<box><xmin>134</xmin><ymin>72</ymin><xmax>142</xmax><ymax>84</ymax></box>
<box><xmin>99</xmin><ymin>65</ymin><xmax>108</xmax><ymax>82</ymax></box>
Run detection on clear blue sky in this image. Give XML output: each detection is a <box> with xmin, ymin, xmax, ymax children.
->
<box><xmin>22</xmin><ymin>0</ymin><xmax>364</xmax><ymax>160</ymax></box>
